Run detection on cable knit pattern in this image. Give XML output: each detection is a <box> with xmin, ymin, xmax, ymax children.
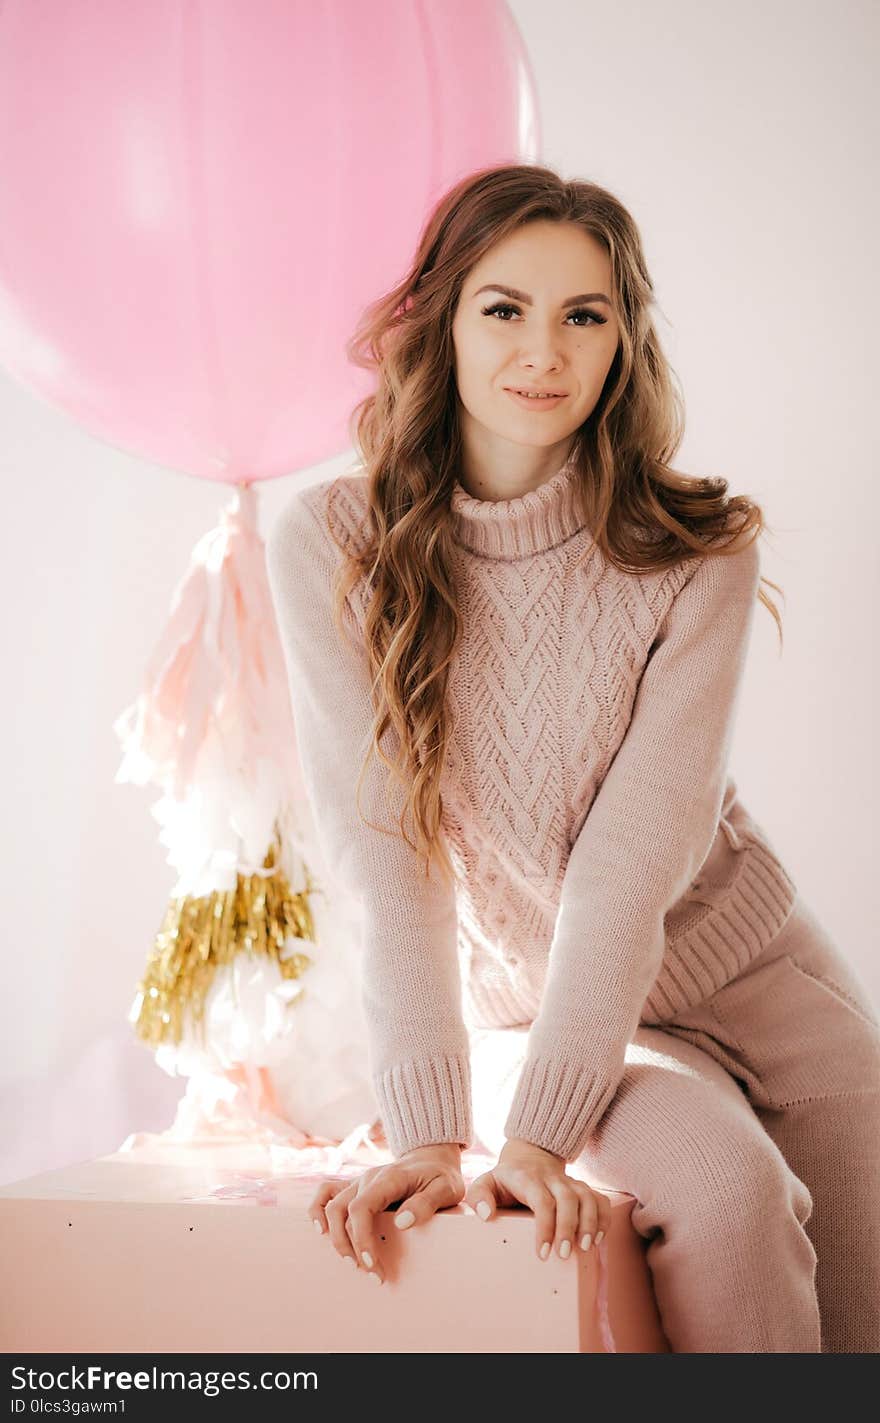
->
<box><xmin>266</xmin><ymin>452</ymin><xmax>797</xmax><ymax>1162</ymax></box>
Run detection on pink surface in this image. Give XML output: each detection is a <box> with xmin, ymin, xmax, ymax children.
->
<box><xmin>0</xmin><ymin>1145</ymin><xmax>669</xmax><ymax>1354</ymax></box>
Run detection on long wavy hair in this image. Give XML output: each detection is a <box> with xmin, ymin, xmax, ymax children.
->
<box><xmin>324</xmin><ymin>163</ymin><xmax>784</xmax><ymax>889</ymax></box>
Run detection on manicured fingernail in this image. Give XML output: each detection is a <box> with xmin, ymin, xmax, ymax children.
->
<box><xmin>395</xmin><ymin>1210</ymin><xmax>415</xmax><ymax>1229</ymax></box>
<box><xmin>580</xmin><ymin>1233</ymin><xmax>592</xmax><ymax>1252</ymax></box>
<box><xmin>595</xmin><ymin>1230</ymin><xmax>605</xmax><ymax>1245</ymax></box>
<box><xmin>343</xmin><ymin>1254</ymin><xmax>356</xmax><ymax>1267</ymax></box>
<box><xmin>539</xmin><ymin>1241</ymin><xmax>550</xmax><ymax>1260</ymax></box>
<box><xmin>476</xmin><ymin>1201</ymin><xmax>491</xmax><ymax>1220</ymax></box>
<box><xmin>361</xmin><ymin>1251</ymin><xmax>374</xmax><ymax>1269</ymax></box>
<box><xmin>312</xmin><ymin>1218</ymin><xmax>323</xmax><ymax>1234</ymax></box>
<box><xmin>367</xmin><ymin>1271</ymin><xmax>382</xmax><ymax>1286</ymax></box>
<box><xmin>559</xmin><ymin>1240</ymin><xmax>571</xmax><ymax>1259</ymax></box>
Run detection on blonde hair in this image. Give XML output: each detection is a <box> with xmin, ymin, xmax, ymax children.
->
<box><xmin>325</xmin><ymin>162</ymin><xmax>783</xmax><ymax>889</ymax></box>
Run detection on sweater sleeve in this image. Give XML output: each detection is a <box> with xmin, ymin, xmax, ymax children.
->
<box><xmin>503</xmin><ymin>533</ymin><xmax>763</xmax><ymax>1162</ymax></box>
<box><xmin>265</xmin><ymin>484</ymin><xmax>473</xmax><ymax>1160</ymax></box>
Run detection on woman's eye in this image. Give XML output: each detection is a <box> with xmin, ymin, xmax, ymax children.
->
<box><xmin>481</xmin><ymin>302</ymin><xmax>605</xmax><ymax>327</ymax></box>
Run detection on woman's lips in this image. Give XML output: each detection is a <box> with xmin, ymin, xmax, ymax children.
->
<box><xmin>505</xmin><ymin>388</ymin><xmax>567</xmax><ymax>410</ymax></box>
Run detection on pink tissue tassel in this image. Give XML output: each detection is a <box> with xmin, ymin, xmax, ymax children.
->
<box><xmin>112</xmin><ymin>480</ymin><xmax>378</xmax><ymax>1145</ymax></box>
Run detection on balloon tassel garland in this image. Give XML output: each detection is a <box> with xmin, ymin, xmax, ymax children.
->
<box><xmin>114</xmin><ymin>482</ymin><xmax>322</xmax><ymax>1127</ymax></box>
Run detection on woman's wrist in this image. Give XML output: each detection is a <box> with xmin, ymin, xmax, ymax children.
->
<box><xmin>397</xmin><ymin>1140</ymin><xmax>463</xmax><ymax>1164</ymax></box>
<box><xmin>501</xmin><ymin>1136</ymin><xmax>565</xmax><ymax>1163</ymax></box>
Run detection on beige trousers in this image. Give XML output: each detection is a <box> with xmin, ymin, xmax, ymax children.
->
<box><xmin>470</xmin><ymin>894</ymin><xmax>880</xmax><ymax>1353</ymax></box>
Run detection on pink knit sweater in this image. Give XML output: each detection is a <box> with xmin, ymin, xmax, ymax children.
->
<box><xmin>266</xmin><ymin>452</ymin><xmax>797</xmax><ymax>1163</ymax></box>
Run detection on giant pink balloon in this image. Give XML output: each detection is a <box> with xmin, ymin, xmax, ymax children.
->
<box><xmin>0</xmin><ymin>0</ymin><xmax>539</xmax><ymax>483</ymax></box>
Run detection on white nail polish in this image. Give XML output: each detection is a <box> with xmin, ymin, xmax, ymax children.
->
<box><xmin>395</xmin><ymin>1210</ymin><xmax>415</xmax><ymax>1229</ymax></box>
<box><xmin>343</xmin><ymin>1254</ymin><xmax>356</xmax><ymax>1267</ymax></box>
<box><xmin>539</xmin><ymin>1241</ymin><xmax>550</xmax><ymax>1260</ymax></box>
<box><xmin>361</xmin><ymin>1250</ymin><xmax>373</xmax><ymax>1269</ymax></box>
<box><xmin>559</xmin><ymin>1239</ymin><xmax>571</xmax><ymax>1259</ymax></box>
<box><xmin>312</xmin><ymin>1218</ymin><xmax>323</xmax><ymax>1233</ymax></box>
<box><xmin>367</xmin><ymin>1271</ymin><xmax>382</xmax><ymax>1285</ymax></box>
<box><xmin>595</xmin><ymin>1230</ymin><xmax>605</xmax><ymax>1245</ymax></box>
<box><xmin>580</xmin><ymin>1233</ymin><xmax>592</xmax><ymax>1252</ymax></box>
<box><xmin>476</xmin><ymin>1201</ymin><xmax>491</xmax><ymax>1220</ymax></box>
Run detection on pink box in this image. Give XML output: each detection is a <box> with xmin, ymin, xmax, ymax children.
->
<box><xmin>0</xmin><ymin>1144</ymin><xmax>669</xmax><ymax>1353</ymax></box>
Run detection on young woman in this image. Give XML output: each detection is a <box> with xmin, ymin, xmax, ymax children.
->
<box><xmin>266</xmin><ymin>164</ymin><xmax>880</xmax><ymax>1353</ymax></box>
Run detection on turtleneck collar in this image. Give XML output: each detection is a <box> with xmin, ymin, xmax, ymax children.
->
<box><xmin>450</xmin><ymin>450</ymin><xmax>586</xmax><ymax>559</ymax></box>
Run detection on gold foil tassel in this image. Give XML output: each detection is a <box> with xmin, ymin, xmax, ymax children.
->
<box><xmin>131</xmin><ymin>823</ymin><xmax>318</xmax><ymax>1049</ymax></box>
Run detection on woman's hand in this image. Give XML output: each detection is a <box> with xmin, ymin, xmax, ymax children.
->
<box><xmin>464</xmin><ymin>1137</ymin><xmax>611</xmax><ymax>1261</ymax></box>
<box><xmin>306</xmin><ymin>1142</ymin><xmax>465</xmax><ymax>1285</ymax></box>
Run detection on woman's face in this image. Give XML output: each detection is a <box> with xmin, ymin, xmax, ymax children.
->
<box><xmin>451</xmin><ymin>220</ymin><xmax>621</xmax><ymax>460</ymax></box>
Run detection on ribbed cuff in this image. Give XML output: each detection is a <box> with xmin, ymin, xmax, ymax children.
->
<box><xmin>503</xmin><ymin>1053</ymin><xmax>618</xmax><ymax>1163</ymax></box>
<box><xmin>374</xmin><ymin>1052</ymin><xmax>473</xmax><ymax>1159</ymax></box>
<box><xmin>645</xmin><ymin>836</ymin><xmax>797</xmax><ymax>1021</ymax></box>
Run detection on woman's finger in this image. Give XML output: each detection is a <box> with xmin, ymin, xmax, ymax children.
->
<box><xmin>306</xmin><ymin>1177</ymin><xmax>348</xmax><ymax>1235</ymax></box>
<box><xmin>547</xmin><ymin>1178</ymin><xmax>582</xmax><ymax>1259</ymax></box>
<box><xmin>522</xmin><ymin>1182</ymin><xmax>557</xmax><ymax>1261</ymax></box>
<box><xmin>390</xmin><ymin>1172</ymin><xmax>461</xmax><ymax>1233</ymax></box>
<box><xmin>464</xmin><ymin>1170</ymin><xmax>499</xmax><ymax>1221</ymax></box>
<box><xmin>573</xmin><ymin>1181</ymin><xmax>601</xmax><ymax>1253</ymax></box>
<box><xmin>592</xmin><ymin>1188</ymin><xmax>613</xmax><ymax>1247</ymax></box>
<box><xmin>346</xmin><ymin>1164</ymin><xmax>422</xmax><ymax>1283</ymax></box>
<box><xmin>324</xmin><ymin>1182</ymin><xmax>359</xmax><ymax>1264</ymax></box>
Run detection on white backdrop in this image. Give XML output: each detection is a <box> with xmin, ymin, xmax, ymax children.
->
<box><xmin>1</xmin><ymin>0</ymin><xmax>876</xmax><ymax>1185</ymax></box>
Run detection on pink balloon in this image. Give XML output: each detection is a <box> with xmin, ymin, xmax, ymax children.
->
<box><xmin>0</xmin><ymin>0</ymin><xmax>539</xmax><ymax>483</ymax></box>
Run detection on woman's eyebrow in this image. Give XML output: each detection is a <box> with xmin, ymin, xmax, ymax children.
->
<box><xmin>472</xmin><ymin>283</ymin><xmax>612</xmax><ymax>308</ymax></box>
